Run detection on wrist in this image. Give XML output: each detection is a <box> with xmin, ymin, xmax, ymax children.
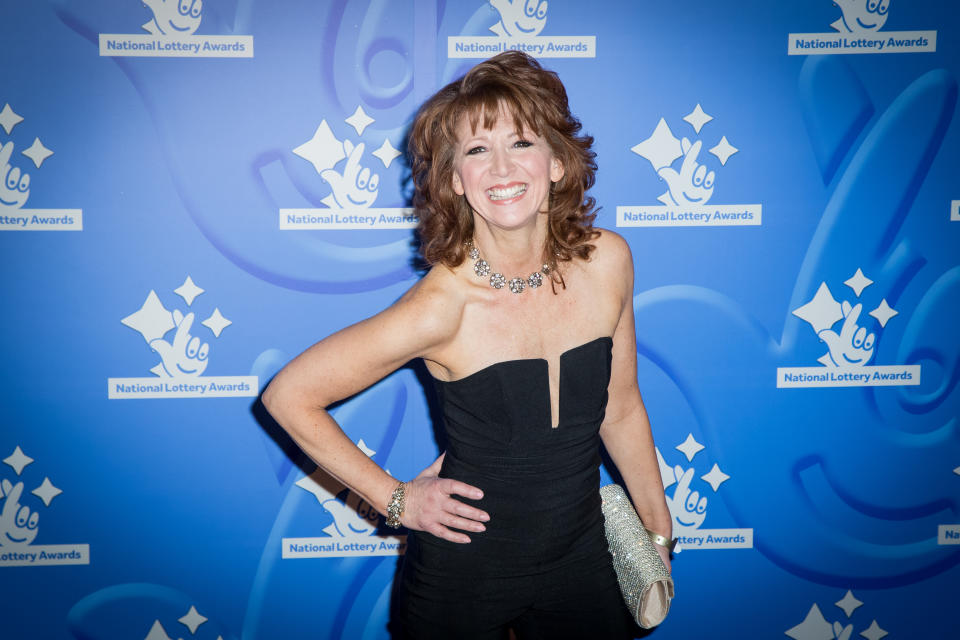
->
<box><xmin>644</xmin><ymin>527</ymin><xmax>677</xmax><ymax>552</ymax></box>
<box><xmin>385</xmin><ymin>481</ymin><xmax>406</xmax><ymax>529</ymax></box>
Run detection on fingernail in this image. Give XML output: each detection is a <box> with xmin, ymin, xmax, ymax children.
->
<box><xmin>481</xmin><ymin>513</ymin><xmax>490</xmax><ymax>522</ymax></box>
<box><xmin>474</xmin><ymin>491</ymin><xmax>484</xmax><ymax>499</ymax></box>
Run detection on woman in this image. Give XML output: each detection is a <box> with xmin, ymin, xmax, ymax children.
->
<box><xmin>263</xmin><ymin>51</ymin><xmax>672</xmax><ymax>639</ymax></box>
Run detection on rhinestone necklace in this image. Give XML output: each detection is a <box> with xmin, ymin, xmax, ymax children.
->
<box><xmin>467</xmin><ymin>240</ymin><xmax>550</xmax><ymax>294</ymax></box>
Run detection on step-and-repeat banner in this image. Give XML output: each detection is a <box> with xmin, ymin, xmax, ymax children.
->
<box><xmin>2</xmin><ymin>1</ymin><xmax>957</xmax><ymax>638</ymax></box>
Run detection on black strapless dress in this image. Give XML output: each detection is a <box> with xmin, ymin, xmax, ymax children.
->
<box><xmin>393</xmin><ymin>337</ymin><xmax>634</xmax><ymax>640</ymax></box>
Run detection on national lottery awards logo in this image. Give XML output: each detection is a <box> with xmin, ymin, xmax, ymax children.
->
<box><xmin>0</xmin><ymin>103</ymin><xmax>82</xmax><ymax>231</ymax></box>
<box><xmin>786</xmin><ymin>590</ymin><xmax>889</xmax><ymax>640</ymax></box>
<box><xmin>281</xmin><ymin>106</ymin><xmax>415</xmax><ymax>231</ymax></box>
<box><xmin>618</xmin><ymin>104</ymin><xmax>761</xmax><ymax>228</ymax></box>
<box><xmin>99</xmin><ymin>0</ymin><xmax>253</xmax><ymax>58</ymax></box>
<box><xmin>656</xmin><ymin>435</ymin><xmax>753</xmax><ymax>551</ymax></box>
<box><xmin>448</xmin><ymin>0</ymin><xmax>596</xmax><ymax>59</ymax></box>
<box><xmin>282</xmin><ymin>440</ymin><xmax>406</xmax><ymax>559</ymax></box>
<box><xmin>788</xmin><ymin>0</ymin><xmax>936</xmax><ymax>56</ymax></box>
<box><xmin>777</xmin><ymin>268</ymin><xmax>920</xmax><ymax>388</ymax></box>
<box><xmin>0</xmin><ymin>445</ymin><xmax>89</xmax><ymax>567</ymax></box>
<box><xmin>108</xmin><ymin>276</ymin><xmax>257</xmax><ymax>399</ymax></box>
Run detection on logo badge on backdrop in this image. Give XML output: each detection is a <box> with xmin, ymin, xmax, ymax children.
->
<box><xmin>786</xmin><ymin>590</ymin><xmax>888</xmax><ymax>640</ymax></box>
<box><xmin>282</xmin><ymin>440</ymin><xmax>406</xmax><ymax>559</ymax></box>
<box><xmin>281</xmin><ymin>106</ymin><xmax>416</xmax><ymax>231</ymax></box>
<box><xmin>448</xmin><ymin>1</ymin><xmax>596</xmax><ymax>58</ymax></box>
<box><xmin>618</xmin><ymin>104</ymin><xmax>761</xmax><ymax>228</ymax></box>
<box><xmin>0</xmin><ymin>103</ymin><xmax>82</xmax><ymax>231</ymax></box>
<box><xmin>788</xmin><ymin>1</ymin><xmax>936</xmax><ymax>55</ymax></box>
<box><xmin>951</xmin><ymin>200</ymin><xmax>959</xmax><ymax>222</ymax></box>
<box><xmin>99</xmin><ymin>0</ymin><xmax>253</xmax><ymax>58</ymax></box>
<box><xmin>0</xmin><ymin>446</ymin><xmax>89</xmax><ymax>567</ymax></box>
<box><xmin>777</xmin><ymin>269</ymin><xmax>920</xmax><ymax>388</ymax></box>
<box><xmin>940</xmin><ymin>466</ymin><xmax>959</xmax><ymax>545</ymax></box>
<box><xmin>656</xmin><ymin>435</ymin><xmax>753</xmax><ymax>551</ymax></box>
<box><xmin>108</xmin><ymin>276</ymin><xmax>257</xmax><ymax>399</ymax></box>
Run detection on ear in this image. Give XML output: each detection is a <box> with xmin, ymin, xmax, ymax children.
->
<box><xmin>550</xmin><ymin>157</ymin><xmax>564</xmax><ymax>183</ymax></box>
<box><xmin>452</xmin><ymin>171</ymin><xmax>464</xmax><ymax>196</ymax></box>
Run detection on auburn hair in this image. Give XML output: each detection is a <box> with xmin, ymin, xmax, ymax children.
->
<box><xmin>408</xmin><ymin>51</ymin><xmax>598</xmax><ymax>281</ymax></box>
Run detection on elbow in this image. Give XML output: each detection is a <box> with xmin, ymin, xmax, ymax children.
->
<box><xmin>260</xmin><ymin>379</ymin><xmax>286</xmax><ymax>422</ymax></box>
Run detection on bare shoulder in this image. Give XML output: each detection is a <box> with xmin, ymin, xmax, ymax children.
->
<box><xmin>583</xmin><ymin>228</ymin><xmax>635</xmax><ymax>290</ymax></box>
<box><xmin>383</xmin><ymin>265</ymin><xmax>466</xmax><ymax>356</ymax></box>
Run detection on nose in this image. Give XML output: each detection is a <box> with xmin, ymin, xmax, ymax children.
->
<box><xmin>490</xmin><ymin>147</ymin><xmax>512</xmax><ymax>177</ymax></box>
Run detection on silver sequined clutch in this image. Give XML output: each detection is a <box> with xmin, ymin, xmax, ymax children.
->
<box><xmin>599</xmin><ymin>484</ymin><xmax>675</xmax><ymax>629</ymax></box>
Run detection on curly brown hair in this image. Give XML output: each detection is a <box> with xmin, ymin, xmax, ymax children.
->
<box><xmin>408</xmin><ymin>51</ymin><xmax>598</xmax><ymax>281</ymax></box>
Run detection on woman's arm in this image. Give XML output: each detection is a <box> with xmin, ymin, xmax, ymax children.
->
<box><xmin>596</xmin><ymin>233</ymin><xmax>673</xmax><ymax>569</ymax></box>
<box><xmin>262</xmin><ymin>272</ymin><xmax>489</xmax><ymax>543</ymax></box>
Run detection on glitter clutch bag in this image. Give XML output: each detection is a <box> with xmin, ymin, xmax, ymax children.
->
<box><xmin>599</xmin><ymin>483</ymin><xmax>675</xmax><ymax>629</ymax></box>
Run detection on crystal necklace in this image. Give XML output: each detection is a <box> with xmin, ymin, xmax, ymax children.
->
<box><xmin>466</xmin><ymin>240</ymin><xmax>550</xmax><ymax>294</ymax></box>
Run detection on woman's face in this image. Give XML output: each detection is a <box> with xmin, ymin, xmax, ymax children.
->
<box><xmin>451</xmin><ymin>110</ymin><xmax>563</xmax><ymax>232</ymax></box>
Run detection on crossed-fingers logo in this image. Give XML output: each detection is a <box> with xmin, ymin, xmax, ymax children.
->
<box><xmin>618</xmin><ymin>104</ymin><xmax>760</xmax><ymax>228</ymax></box>
<box><xmin>0</xmin><ymin>445</ymin><xmax>89</xmax><ymax>567</ymax></box>
<box><xmin>281</xmin><ymin>106</ymin><xmax>416</xmax><ymax>230</ymax></box>
<box><xmin>656</xmin><ymin>435</ymin><xmax>753</xmax><ymax>551</ymax></box>
<box><xmin>109</xmin><ymin>276</ymin><xmax>257</xmax><ymax>399</ymax></box>
<box><xmin>788</xmin><ymin>0</ymin><xmax>935</xmax><ymax>55</ymax></box>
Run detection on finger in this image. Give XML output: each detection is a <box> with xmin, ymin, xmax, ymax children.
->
<box><xmin>447</xmin><ymin>500</ymin><xmax>490</xmax><ymax>523</ymax></box>
<box><xmin>680</xmin><ymin>140</ymin><xmax>703</xmax><ymax>175</ymax></box>
<box><xmin>427</xmin><ymin>523</ymin><xmax>471</xmax><ymax>544</ymax></box>
<box><xmin>423</xmin><ymin>452</ymin><xmax>446</xmax><ymax>476</ymax></box>
<box><xmin>443</xmin><ymin>513</ymin><xmax>486</xmax><ymax>533</ymax></box>
<box><xmin>441</xmin><ymin>479</ymin><xmax>483</xmax><ymax>501</ymax></box>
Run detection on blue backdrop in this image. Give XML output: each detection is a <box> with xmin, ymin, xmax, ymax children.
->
<box><xmin>1</xmin><ymin>1</ymin><xmax>958</xmax><ymax>638</ymax></box>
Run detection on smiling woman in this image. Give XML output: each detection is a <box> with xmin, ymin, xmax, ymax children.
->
<box><xmin>262</xmin><ymin>51</ymin><xmax>672</xmax><ymax>640</ymax></box>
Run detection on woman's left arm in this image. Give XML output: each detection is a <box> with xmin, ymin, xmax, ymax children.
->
<box><xmin>597</xmin><ymin>232</ymin><xmax>673</xmax><ymax>570</ymax></box>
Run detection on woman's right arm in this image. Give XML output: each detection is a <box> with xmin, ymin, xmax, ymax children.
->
<box><xmin>261</xmin><ymin>274</ymin><xmax>489</xmax><ymax>543</ymax></box>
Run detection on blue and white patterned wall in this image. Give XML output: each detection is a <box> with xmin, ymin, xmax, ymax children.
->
<box><xmin>1</xmin><ymin>1</ymin><xmax>958</xmax><ymax>638</ymax></box>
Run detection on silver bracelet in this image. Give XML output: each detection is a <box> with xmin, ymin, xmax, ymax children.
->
<box><xmin>385</xmin><ymin>482</ymin><xmax>405</xmax><ymax>529</ymax></box>
<box><xmin>644</xmin><ymin>527</ymin><xmax>678</xmax><ymax>552</ymax></box>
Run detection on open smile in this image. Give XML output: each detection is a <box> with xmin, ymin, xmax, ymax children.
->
<box><xmin>486</xmin><ymin>183</ymin><xmax>527</xmax><ymax>202</ymax></box>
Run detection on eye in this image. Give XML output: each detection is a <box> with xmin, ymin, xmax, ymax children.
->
<box><xmin>368</xmin><ymin>174</ymin><xmax>379</xmax><ymax>192</ymax></box>
<box><xmin>867</xmin><ymin>0</ymin><xmax>877</xmax><ymax>10</ymax></box>
<box><xmin>179</xmin><ymin>0</ymin><xmax>191</xmax><ymax>15</ymax></box>
<box><xmin>524</xmin><ymin>0</ymin><xmax>538</xmax><ymax>17</ymax></box>
<box><xmin>703</xmin><ymin>172</ymin><xmax>714</xmax><ymax>189</ymax></box>
<box><xmin>853</xmin><ymin>327</ymin><xmax>866</xmax><ymax>349</ymax></box>
<box><xmin>696</xmin><ymin>496</ymin><xmax>707</xmax><ymax>514</ymax></box>
<box><xmin>536</xmin><ymin>1</ymin><xmax>547</xmax><ymax>19</ymax></box>
<box><xmin>877</xmin><ymin>0</ymin><xmax>889</xmax><ymax>14</ymax></box>
<box><xmin>357</xmin><ymin>167</ymin><xmax>370</xmax><ymax>189</ymax></box>
<box><xmin>27</xmin><ymin>512</ymin><xmax>39</xmax><ymax>529</ymax></box>
<box><xmin>466</xmin><ymin>146</ymin><xmax>486</xmax><ymax>155</ymax></box>
<box><xmin>693</xmin><ymin>165</ymin><xmax>706</xmax><ymax>187</ymax></box>
<box><xmin>685</xmin><ymin>490</ymin><xmax>700</xmax><ymax>512</ymax></box>
<box><xmin>7</xmin><ymin>166</ymin><xmax>20</xmax><ymax>190</ymax></box>
<box><xmin>198</xmin><ymin>343</ymin><xmax>209</xmax><ymax>360</ymax></box>
<box><xmin>513</xmin><ymin>139</ymin><xmax>533</xmax><ymax>149</ymax></box>
<box><xmin>18</xmin><ymin>173</ymin><xmax>29</xmax><ymax>192</ymax></box>
<box><xmin>863</xmin><ymin>334</ymin><xmax>875</xmax><ymax>350</ymax></box>
<box><xmin>191</xmin><ymin>0</ymin><xmax>202</xmax><ymax>18</ymax></box>
<box><xmin>187</xmin><ymin>336</ymin><xmax>200</xmax><ymax>358</ymax></box>
<box><xmin>16</xmin><ymin>506</ymin><xmax>29</xmax><ymax>527</ymax></box>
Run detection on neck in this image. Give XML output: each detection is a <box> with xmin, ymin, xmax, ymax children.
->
<box><xmin>472</xmin><ymin>214</ymin><xmax>548</xmax><ymax>273</ymax></box>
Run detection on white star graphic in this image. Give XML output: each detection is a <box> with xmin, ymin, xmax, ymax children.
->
<box><xmin>201</xmin><ymin>308</ymin><xmax>232</xmax><ymax>338</ymax></box>
<box><xmin>32</xmin><ymin>477</ymin><xmax>62</xmax><ymax>506</ymax></box>
<box><xmin>835</xmin><ymin>590</ymin><xmax>863</xmax><ymax>618</ymax></box>
<box><xmin>709</xmin><ymin>136</ymin><xmax>738</xmax><ymax>166</ymax></box>
<box><xmin>631</xmin><ymin>118</ymin><xmax>682</xmax><ymax>172</ymax></box>
<box><xmin>868</xmin><ymin>299</ymin><xmax>897</xmax><ymax>328</ymax></box>
<box><xmin>843</xmin><ymin>268</ymin><xmax>873</xmax><ymax>297</ymax></box>
<box><xmin>293</xmin><ymin>120</ymin><xmax>345</xmax><ymax>175</ymax></box>
<box><xmin>357</xmin><ymin>439</ymin><xmax>376</xmax><ymax>457</ymax></box>
<box><xmin>178</xmin><ymin>605</ymin><xmax>207</xmax><ymax>634</ymax></box>
<box><xmin>700</xmin><ymin>464</ymin><xmax>730</xmax><ymax>492</ymax></box>
<box><xmin>793</xmin><ymin>282</ymin><xmax>843</xmax><ymax>334</ymax></box>
<box><xmin>3</xmin><ymin>446</ymin><xmax>34</xmax><ymax>475</ymax></box>
<box><xmin>785</xmin><ymin>604</ymin><xmax>834</xmax><ymax>640</ymax></box>
<box><xmin>122</xmin><ymin>291</ymin><xmax>175</xmax><ymax>343</ymax></box>
<box><xmin>0</xmin><ymin>103</ymin><xmax>23</xmax><ymax>135</ymax></box>
<box><xmin>21</xmin><ymin>137</ymin><xmax>53</xmax><ymax>169</ymax></box>
<box><xmin>145</xmin><ymin>620</ymin><xmax>174</xmax><ymax>640</ymax></box>
<box><xmin>345</xmin><ymin>105</ymin><xmax>375</xmax><ymax>136</ymax></box>
<box><xmin>683</xmin><ymin>104</ymin><xmax>713</xmax><ymax>134</ymax></box>
<box><xmin>675</xmin><ymin>434</ymin><xmax>704</xmax><ymax>462</ymax></box>
<box><xmin>372</xmin><ymin>138</ymin><xmax>402</xmax><ymax>168</ymax></box>
<box><xmin>174</xmin><ymin>276</ymin><xmax>204</xmax><ymax>306</ymax></box>
<box><xmin>954</xmin><ymin>466</ymin><xmax>959</xmax><ymax>476</ymax></box>
<box><xmin>859</xmin><ymin>620</ymin><xmax>888</xmax><ymax>640</ymax></box>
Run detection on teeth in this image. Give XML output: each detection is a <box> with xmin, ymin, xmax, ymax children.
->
<box><xmin>487</xmin><ymin>184</ymin><xmax>527</xmax><ymax>200</ymax></box>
